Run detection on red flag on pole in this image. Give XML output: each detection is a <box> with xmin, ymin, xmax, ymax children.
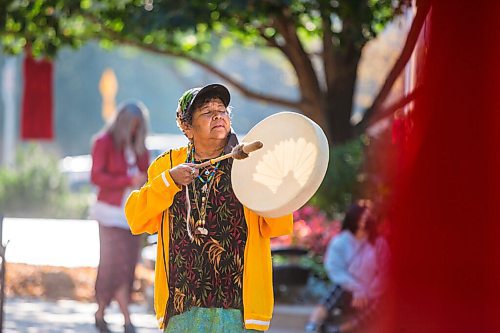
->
<box><xmin>20</xmin><ymin>52</ymin><xmax>54</xmax><ymax>140</ymax></box>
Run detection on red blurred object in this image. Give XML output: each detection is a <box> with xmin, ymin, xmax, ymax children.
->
<box><xmin>379</xmin><ymin>0</ymin><xmax>500</xmax><ymax>332</ymax></box>
<box><xmin>391</xmin><ymin>113</ymin><xmax>407</xmax><ymax>145</ymax></box>
<box><xmin>271</xmin><ymin>205</ymin><xmax>340</xmax><ymax>257</ymax></box>
<box><xmin>21</xmin><ymin>52</ymin><xmax>54</xmax><ymax>140</ymax></box>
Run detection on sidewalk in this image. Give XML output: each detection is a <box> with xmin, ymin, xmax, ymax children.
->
<box><xmin>3</xmin><ymin>297</ymin><xmax>311</xmax><ymax>333</ymax></box>
<box><xmin>4</xmin><ymin>297</ymin><xmax>158</xmax><ymax>333</ymax></box>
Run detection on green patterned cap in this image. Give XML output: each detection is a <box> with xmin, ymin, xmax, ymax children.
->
<box><xmin>177</xmin><ymin>84</ymin><xmax>230</xmax><ymax>122</ymax></box>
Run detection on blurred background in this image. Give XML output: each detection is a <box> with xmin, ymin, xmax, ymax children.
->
<box><xmin>0</xmin><ymin>0</ymin><xmax>426</xmax><ymax>332</ymax></box>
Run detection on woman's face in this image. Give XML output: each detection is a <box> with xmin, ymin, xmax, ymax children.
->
<box><xmin>130</xmin><ymin>117</ymin><xmax>140</xmax><ymax>136</ymax></box>
<box><xmin>358</xmin><ymin>207</ymin><xmax>371</xmax><ymax>231</ymax></box>
<box><xmin>185</xmin><ymin>98</ymin><xmax>231</xmax><ymax>144</ymax></box>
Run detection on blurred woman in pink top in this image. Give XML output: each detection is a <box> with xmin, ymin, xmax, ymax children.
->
<box><xmin>306</xmin><ymin>200</ymin><xmax>389</xmax><ymax>333</ymax></box>
<box><xmin>90</xmin><ymin>101</ymin><xmax>150</xmax><ymax>333</ymax></box>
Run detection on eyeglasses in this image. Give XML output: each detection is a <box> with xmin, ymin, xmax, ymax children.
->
<box><xmin>197</xmin><ymin>109</ymin><xmax>230</xmax><ymax>119</ymax></box>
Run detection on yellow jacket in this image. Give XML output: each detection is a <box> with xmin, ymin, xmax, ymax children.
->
<box><xmin>125</xmin><ymin>147</ymin><xmax>293</xmax><ymax>331</ymax></box>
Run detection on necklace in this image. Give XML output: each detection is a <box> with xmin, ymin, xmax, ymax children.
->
<box><xmin>185</xmin><ymin>145</ymin><xmax>221</xmax><ymax>237</ymax></box>
<box><xmin>191</xmin><ymin>173</ymin><xmax>216</xmax><ymax>235</ymax></box>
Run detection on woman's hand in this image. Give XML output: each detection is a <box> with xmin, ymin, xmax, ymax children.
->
<box><xmin>351</xmin><ymin>295</ymin><xmax>369</xmax><ymax>309</ymax></box>
<box><xmin>131</xmin><ymin>172</ymin><xmax>147</xmax><ymax>188</ymax></box>
<box><xmin>169</xmin><ymin>163</ymin><xmax>199</xmax><ymax>186</ymax></box>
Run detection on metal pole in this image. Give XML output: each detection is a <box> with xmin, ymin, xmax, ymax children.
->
<box><xmin>1</xmin><ymin>57</ymin><xmax>17</xmax><ymax>168</ymax></box>
<box><xmin>0</xmin><ymin>215</ymin><xmax>3</xmax><ymax>248</ymax></box>
<box><xmin>0</xmin><ymin>214</ymin><xmax>4</xmax><ymax>333</ymax></box>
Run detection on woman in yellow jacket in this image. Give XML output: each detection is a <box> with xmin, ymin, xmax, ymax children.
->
<box><xmin>125</xmin><ymin>84</ymin><xmax>293</xmax><ymax>332</ymax></box>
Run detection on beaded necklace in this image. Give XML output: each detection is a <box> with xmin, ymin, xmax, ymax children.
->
<box><xmin>189</xmin><ymin>145</ymin><xmax>220</xmax><ymax>190</ymax></box>
<box><xmin>185</xmin><ymin>145</ymin><xmax>221</xmax><ymax>238</ymax></box>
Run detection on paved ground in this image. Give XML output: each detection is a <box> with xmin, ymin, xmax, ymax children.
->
<box><xmin>3</xmin><ymin>297</ymin><xmax>310</xmax><ymax>333</ymax></box>
<box><xmin>4</xmin><ymin>298</ymin><xmax>158</xmax><ymax>333</ymax></box>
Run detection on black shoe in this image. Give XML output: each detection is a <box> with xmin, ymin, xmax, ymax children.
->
<box><xmin>95</xmin><ymin>315</ymin><xmax>111</xmax><ymax>333</ymax></box>
<box><xmin>124</xmin><ymin>323</ymin><xmax>136</xmax><ymax>333</ymax></box>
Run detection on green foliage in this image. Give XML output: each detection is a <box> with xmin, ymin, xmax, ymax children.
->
<box><xmin>310</xmin><ymin>137</ymin><xmax>367</xmax><ymax>217</ymax></box>
<box><xmin>0</xmin><ymin>145</ymin><xmax>90</xmax><ymax>218</ymax></box>
<box><xmin>2</xmin><ymin>0</ymin><xmax>402</xmax><ymax>58</ymax></box>
<box><xmin>2</xmin><ymin>0</ymin><xmax>92</xmax><ymax>57</ymax></box>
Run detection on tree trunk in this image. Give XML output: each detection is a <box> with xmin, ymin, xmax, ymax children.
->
<box><xmin>324</xmin><ymin>47</ymin><xmax>362</xmax><ymax>144</ymax></box>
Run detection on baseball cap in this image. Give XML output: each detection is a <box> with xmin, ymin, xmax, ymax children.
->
<box><xmin>178</xmin><ymin>83</ymin><xmax>231</xmax><ymax>118</ymax></box>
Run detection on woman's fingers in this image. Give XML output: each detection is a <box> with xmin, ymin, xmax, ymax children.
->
<box><xmin>185</xmin><ymin>163</ymin><xmax>199</xmax><ymax>180</ymax></box>
<box><xmin>170</xmin><ymin>163</ymin><xmax>199</xmax><ymax>186</ymax></box>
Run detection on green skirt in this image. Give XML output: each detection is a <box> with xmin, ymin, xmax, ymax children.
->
<box><xmin>164</xmin><ymin>307</ymin><xmax>260</xmax><ymax>333</ymax></box>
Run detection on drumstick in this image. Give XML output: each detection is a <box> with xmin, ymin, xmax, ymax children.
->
<box><xmin>194</xmin><ymin>140</ymin><xmax>263</xmax><ymax>169</ymax></box>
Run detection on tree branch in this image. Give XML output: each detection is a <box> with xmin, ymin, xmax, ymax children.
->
<box><xmin>358</xmin><ymin>0</ymin><xmax>431</xmax><ymax>129</ymax></box>
<box><xmin>272</xmin><ymin>9</ymin><xmax>322</xmax><ymax>104</ymax></box>
<box><xmin>112</xmin><ymin>44</ymin><xmax>300</xmax><ymax>110</ymax></box>
<box><xmin>133</xmin><ymin>41</ymin><xmax>301</xmax><ymax>109</ymax></box>
<box><xmin>82</xmin><ymin>13</ymin><xmax>301</xmax><ymax>111</ymax></box>
<box><xmin>321</xmin><ymin>13</ymin><xmax>336</xmax><ymax>92</ymax></box>
<box><xmin>368</xmin><ymin>85</ymin><xmax>421</xmax><ymax>126</ymax></box>
<box><xmin>256</xmin><ymin>25</ymin><xmax>286</xmax><ymax>53</ymax></box>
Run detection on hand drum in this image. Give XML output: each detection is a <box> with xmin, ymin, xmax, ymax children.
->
<box><xmin>232</xmin><ymin>112</ymin><xmax>329</xmax><ymax>218</ymax></box>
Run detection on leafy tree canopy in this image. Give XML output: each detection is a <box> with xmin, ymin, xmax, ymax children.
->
<box><xmin>2</xmin><ymin>0</ymin><xmax>408</xmax><ymax>142</ymax></box>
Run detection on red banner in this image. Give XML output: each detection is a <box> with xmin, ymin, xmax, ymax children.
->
<box><xmin>21</xmin><ymin>53</ymin><xmax>54</xmax><ymax>140</ymax></box>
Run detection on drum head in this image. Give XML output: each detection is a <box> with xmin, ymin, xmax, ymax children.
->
<box><xmin>232</xmin><ymin>112</ymin><xmax>329</xmax><ymax>218</ymax></box>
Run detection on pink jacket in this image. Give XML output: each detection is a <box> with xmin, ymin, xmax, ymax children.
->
<box><xmin>91</xmin><ymin>132</ymin><xmax>149</xmax><ymax>206</ymax></box>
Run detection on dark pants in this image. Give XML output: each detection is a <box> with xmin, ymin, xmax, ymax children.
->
<box><xmin>319</xmin><ymin>285</ymin><xmax>379</xmax><ymax>333</ymax></box>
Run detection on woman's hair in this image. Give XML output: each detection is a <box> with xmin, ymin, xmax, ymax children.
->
<box><xmin>106</xmin><ymin>101</ymin><xmax>149</xmax><ymax>155</ymax></box>
<box><xmin>341</xmin><ymin>200</ymin><xmax>378</xmax><ymax>244</ymax></box>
